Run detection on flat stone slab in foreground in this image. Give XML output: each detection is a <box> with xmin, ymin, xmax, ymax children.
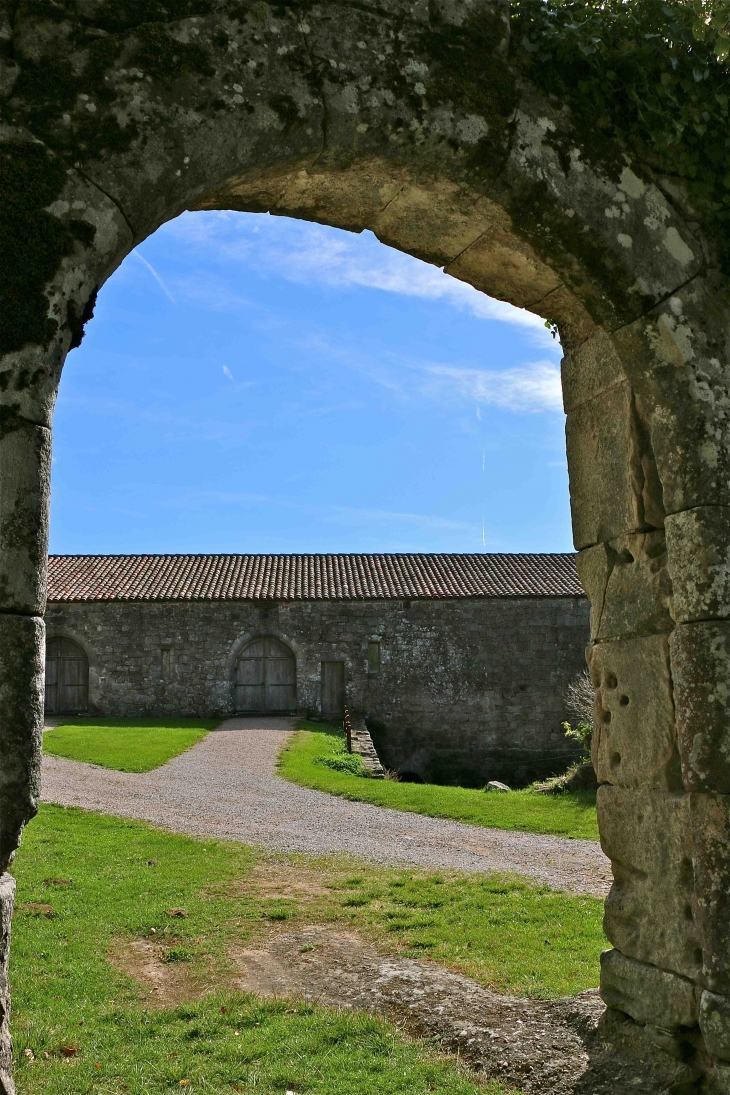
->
<box><xmin>41</xmin><ymin>718</ymin><xmax>610</xmax><ymax>897</ymax></box>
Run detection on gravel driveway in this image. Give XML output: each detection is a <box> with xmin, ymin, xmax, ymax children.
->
<box><xmin>41</xmin><ymin>717</ymin><xmax>611</xmax><ymax>896</ymax></box>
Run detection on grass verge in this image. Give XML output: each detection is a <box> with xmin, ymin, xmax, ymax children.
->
<box><xmin>43</xmin><ymin>717</ymin><xmax>217</xmax><ymax>772</ymax></box>
<box><xmin>278</xmin><ymin>723</ymin><xmax>599</xmax><ymax>841</ymax></box>
<box><xmin>11</xmin><ymin>805</ymin><xmax>605</xmax><ymax>1092</ymax></box>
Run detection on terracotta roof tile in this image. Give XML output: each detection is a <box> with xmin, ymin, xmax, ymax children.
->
<box><xmin>46</xmin><ymin>553</ymin><xmax>584</xmax><ymax>602</ymax></box>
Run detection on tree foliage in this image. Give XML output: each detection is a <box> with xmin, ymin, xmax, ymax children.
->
<box><xmin>692</xmin><ymin>0</ymin><xmax>730</xmax><ymax>59</ymax></box>
<box><xmin>511</xmin><ymin>0</ymin><xmax>730</xmax><ymax>270</ymax></box>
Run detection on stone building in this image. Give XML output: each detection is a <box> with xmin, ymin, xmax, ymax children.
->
<box><xmin>45</xmin><ymin>552</ymin><xmax>589</xmax><ymax>786</ymax></box>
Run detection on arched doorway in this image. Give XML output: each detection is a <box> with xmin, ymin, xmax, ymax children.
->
<box><xmin>44</xmin><ymin>637</ymin><xmax>89</xmax><ymax>716</ymax></box>
<box><xmin>234</xmin><ymin>637</ymin><xmax>296</xmax><ymax>715</ymax></box>
<box><xmin>1</xmin><ymin>3</ymin><xmax>728</xmax><ymax>1085</ymax></box>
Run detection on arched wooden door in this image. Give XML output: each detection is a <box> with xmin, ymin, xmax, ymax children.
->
<box><xmin>234</xmin><ymin>637</ymin><xmax>296</xmax><ymax>714</ymax></box>
<box><xmin>45</xmin><ymin>637</ymin><xmax>89</xmax><ymax>715</ymax></box>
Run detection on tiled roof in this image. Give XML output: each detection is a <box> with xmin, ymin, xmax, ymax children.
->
<box><xmin>47</xmin><ymin>553</ymin><xmax>584</xmax><ymax>602</ymax></box>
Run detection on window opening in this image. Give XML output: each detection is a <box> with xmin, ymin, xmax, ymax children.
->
<box><xmin>367</xmin><ymin>641</ymin><xmax>380</xmax><ymax>673</ymax></box>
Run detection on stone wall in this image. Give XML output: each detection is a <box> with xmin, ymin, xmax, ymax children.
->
<box><xmin>46</xmin><ymin>595</ymin><xmax>589</xmax><ymax>786</ymax></box>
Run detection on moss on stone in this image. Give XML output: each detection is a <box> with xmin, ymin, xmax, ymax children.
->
<box><xmin>421</xmin><ymin>8</ymin><xmax>518</xmax><ymax>174</ymax></box>
<box><xmin>0</xmin><ymin>4</ymin><xmax>218</xmax><ymax>355</ymax></box>
<box><xmin>130</xmin><ymin>22</ymin><xmax>215</xmax><ymax>80</ymax></box>
<box><xmin>7</xmin><ymin>31</ymin><xmax>133</xmax><ymax>156</ymax></box>
<box><xmin>66</xmin><ymin>289</ymin><xmax>97</xmax><ymax>351</ymax></box>
<box><xmin>510</xmin><ymin>0</ymin><xmax>730</xmax><ymax>272</ymax></box>
<box><xmin>0</xmin><ymin>142</ymin><xmax>75</xmax><ymax>355</ymax></box>
<box><xmin>505</xmin><ymin>178</ymin><xmax>650</xmax><ymax>325</ymax></box>
<box><xmin>269</xmin><ymin>92</ymin><xmax>301</xmax><ymax>134</ymax></box>
<box><xmin>81</xmin><ymin>1</ymin><xmax>214</xmax><ymax>35</ymax></box>
<box><xmin>422</xmin><ymin>9</ymin><xmax>515</xmax><ymax>119</ymax></box>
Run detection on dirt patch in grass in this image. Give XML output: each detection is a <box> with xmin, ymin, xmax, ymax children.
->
<box><xmin>235</xmin><ymin>859</ymin><xmax>333</xmax><ymax>902</ymax></box>
<box><xmin>113</xmin><ymin>920</ymin><xmax>693</xmax><ymax>1095</ymax></box>
<box><xmin>110</xmin><ymin>938</ymin><xmax>206</xmax><ymax>1009</ymax></box>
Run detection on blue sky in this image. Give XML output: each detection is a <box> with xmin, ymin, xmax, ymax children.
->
<box><xmin>49</xmin><ymin>211</ymin><xmax>572</xmax><ymax>556</ymax></box>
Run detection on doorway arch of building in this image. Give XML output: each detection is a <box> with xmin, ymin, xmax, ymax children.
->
<box><xmin>234</xmin><ymin>634</ymin><xmax>297</xmax><ymax>714</ymax></box>
<box><xmin>1</xmin><ymin>1</ymin><xmax>729</xmax><ymax>1085</ymax></box>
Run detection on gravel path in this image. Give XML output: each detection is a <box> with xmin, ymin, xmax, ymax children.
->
<box><xmin>42</xmin><ymin>718</ymin><xmax>611</xmax><ymax>896</ymax></box>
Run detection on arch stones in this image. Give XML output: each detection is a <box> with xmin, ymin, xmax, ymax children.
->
<box><xmin>1</xmin><ymin>0</ymin><xmax>730</xmax><ymax>1087</ymax></box>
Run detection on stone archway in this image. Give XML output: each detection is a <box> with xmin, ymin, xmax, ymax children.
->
<box><xmin>1</xmin><ymin>0</ymin><xmax>729</xmax><ymax>1087</ymax></box>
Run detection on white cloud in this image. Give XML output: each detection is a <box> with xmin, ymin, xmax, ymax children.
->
<box><xmin>162</xmin><ymin>212</ymin><xmax>558</xmax><ymax>346</ymax></box>
<box><xmin>222</xmin><ymin>365</ymin><xmax>233</xmax><ymax>380</ymax></box>
<box><xmin>422</xmin><ymin>361</ymin><xmax>563</xmax><ymax>413</ymax></box>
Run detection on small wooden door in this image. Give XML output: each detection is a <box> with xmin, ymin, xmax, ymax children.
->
<box><xmin>45</xmin><ymin>637</ymin><xmax>89</xmax><ymax>715</ymax></box>
<box><xmin>321</xmin><ymin>660</ymin><xmax>345</xmax><ymax>719</ymax></box>
<box><xmin>235</xmin><ymin>637</ymin><xmax>296</xmax><ymax>713</ymax></box>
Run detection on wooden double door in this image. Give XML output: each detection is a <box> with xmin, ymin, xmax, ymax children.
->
<box><xmin>235</xmin><ymin>636</ymin><xmax>297</xmax><ymax>714</ymax></box>
<box><xmin>45</xmin><ymin>637</ymin><xmax>89</xmax><ymax>715</ymax></box>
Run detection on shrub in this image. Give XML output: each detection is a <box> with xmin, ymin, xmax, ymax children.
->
<box><xmin>562</xmin><ymin>668</ymin><xmax>594</xmax><ymax>759</ymax></box>
<box><xmin>313</xmin><ymin>750</ymin><xmax>368</xmax><ymax>777</ymax></box>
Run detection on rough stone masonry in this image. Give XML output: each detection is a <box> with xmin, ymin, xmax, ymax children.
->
<box><xmin>1</xmin><ymin>0</ymin><xmax>730</xmax><ymax>1089</ymax></box>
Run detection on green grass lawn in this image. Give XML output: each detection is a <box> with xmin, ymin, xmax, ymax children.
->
<box><xmin>10</xmin><ymin>805</ymin><xmax>605</xmax><ymax>1093</ymax></box>
<box><xmin>43</xmin><ymin>718</ymin><xmax>218</xmax><ymax>772</ymax></box>
<box><xmin>278</xmin><ymin>723</ymin><xmax>599</xmax><ymax>841</ymax></box>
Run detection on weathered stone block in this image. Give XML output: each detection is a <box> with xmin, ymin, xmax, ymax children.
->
<box><xmin>600</xmin><ymin>948</ymin><xmax>697</xmax><ymax>1031</ymax></box>
<box><xmin>446</xmin><ymin>221</ymin><xmax>561</xmax><ymax>311</ymax></box>
<box><xmin>0</xmin><ymin>421</ymin><xmax>51</xmax><ymax>616</ymax></box>
<box><xmin>273</xmin><ymin>163</ymin><xmax>405</xmax><ymax>234</ymax></box>
<box><xmin>598</xmin><ymin>786</ymin><xmax>700</xmax><ymax>979</ymax></box>
<box><xmin>589</xmin><ymin>636</ymin><xmax>681</xmax><ymax>791</ymax></box>
<box><xmin>561</xmin><ymin>328</ymin><xmax>626</xmax><ymax>414</ymax></box>
<box><xmin>565</xmin><ymin>381</ymin><xmax>643</xmax><ymax>549</ymax></box>
<box><xmin>671</xmin><ymin>622</ymin><xmax>730</xmax><ymax>793</ymax></box>
<box><xmin>701</xmin><ymin>990</ymin><xmax>730</xmax><ymax>1062</ymax></box>
<box><xmin>612</xmin><ymin>281</ymin><xmax>730</xmax><ymax>514</ymax></box>
<box><xmin>539</xmin><ymin>284</ymin><xmax>598</xmax><ymax>352</ymax></box>
<box><xmin>689</xmin><ymin>792</ymin><xmax>730</xmax><ymax>995</ymax></box>
<box><xmin>665</xmin><ymin>506</ymin><xmax>730</xmax><ymax>623</ymax></box>
<box><xmin>0</xmin><ymin>875</ymin><xmax>14</xmax><ymax>1095</ymax></box>
<box><xmin>371</xmin><ymin>184</ymin><xmax>496</xmax><ymax>267</ymax></box>
<box><xmin>577</xmin><ymin>530</ymin><xmax>674</xmax><ymax>641</ymax></box>
<box><xmin>0</xmin><ymin>615</ymin><xmax>43</xmax><ymax>873</ymax></box>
